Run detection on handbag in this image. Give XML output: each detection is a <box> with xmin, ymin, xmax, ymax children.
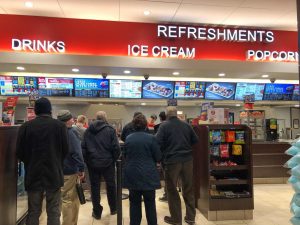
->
<box><xmin>76</xmin><ymin>178</ymin><xmax>86</xmax><ymax>205</ymax></box>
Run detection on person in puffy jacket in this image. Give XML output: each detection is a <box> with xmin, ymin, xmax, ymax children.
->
<box><xmin>82</xmin><ymin>111</ymin><xmax>120</xmax><ymax>220</ymax></box>
<box><xmin>124</xmin><ymin>114</ymin><xmax>161</xmax><ymax>225</ymax></box>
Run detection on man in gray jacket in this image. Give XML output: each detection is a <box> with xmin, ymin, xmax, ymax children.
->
<box><xmin>156</xmin><ymin>106</ymin><xmax>198</xmax><ymax>225</ymax></box>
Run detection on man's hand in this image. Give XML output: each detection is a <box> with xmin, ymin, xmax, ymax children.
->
<box><xmin>78</xmin><ymin>171</ymin><xmax>85</xmax><ymax>180</ymax></box>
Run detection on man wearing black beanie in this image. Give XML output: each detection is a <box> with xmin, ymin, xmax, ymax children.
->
<box><xmin>16</xmin><ymin>97</ymin><xmax>69</xmax><ymax>225</ymax></box>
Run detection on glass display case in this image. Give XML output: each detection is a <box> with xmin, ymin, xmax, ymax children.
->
<box><xmin>239</xmin><ymin>110</ymin><xmax>265</xmax><ymax>141</ymax></box>
<box><xmin>17</xmin><ymin>161</ymin><xmax>28</xmax><ymax>224</ymax></box>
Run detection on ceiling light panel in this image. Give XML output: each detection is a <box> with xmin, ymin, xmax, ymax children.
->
<box><xmin>0</xmin><ymin>0</ymin><xmax>63</xmax><ymax>17</ymax></box>
<box><xmin>120</xmin><ymin>0</ymin><xmax>179</xmax><ymax>22</ymax></box>
<box><xmin>59</xmin><ymin>0</ymin><xmax>119</xmax><ymax>21</ymax></box>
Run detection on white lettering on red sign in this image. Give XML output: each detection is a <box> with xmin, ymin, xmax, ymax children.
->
<box><xmin>247</xmin><ymin>50</ymin><xmax>299</xmax><ymax>62</ymax></box>
<box><xmin>12</xmin><ymin>39</ymin><xmax>65</xmax><ymax>53</ymax></box>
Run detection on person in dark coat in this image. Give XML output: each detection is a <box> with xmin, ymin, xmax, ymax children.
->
<box><xmin>82</xmin><ymin>111</ymin><xmax>120</xmax><ymax>219</ymax></box>
<box><xmin>156</xmin><ymin>106</ymin><xmax>199</xmax><ymax>225</ymax></box>
<box><xmin>120</xmin><ymin>111</ymin><xmax>142</xmax><ymax>142</ymax></box>
<box><xmin>124</xmin><ymin>114</ymin><xmax>162</xmax><ymax>225</ymax></box>
<box><xmin>57</xmin><ymin>110</ymin><xmax>85</xmax><ymax>225</ymax></box>
<box><xmin>16</xmin><ymin>97</ymin><xmax>69</xmax><ymax>225</ymax></box>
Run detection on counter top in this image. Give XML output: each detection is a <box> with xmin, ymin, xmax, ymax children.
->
<box><xmin>253</xmin><ymin>140</ymin><xmax>293</xmax><ymax>145</ymax></box>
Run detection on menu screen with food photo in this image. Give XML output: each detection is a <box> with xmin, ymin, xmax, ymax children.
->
<box><xmin>263</xmin><ymin>84</ymin><xmax>294</xmax><ymax>100</ymax></box>
<box><xmin>38</xmin><ymin>77</ymin><xmax>74</xmax><ymax>96</ymax></box>
<box><xmin>174</xmin><ymin>81</ymin><xmax>205</xmax><ymax>99</ymax></box>
<box><xmin>0</xmin><ymin>76</ymin><xmax>38</xmax><ymax>96</ymax></box>
<box><xmin>110</xmin><ymin>80</ymin><xmax>142</xmax><ymax>98</ymax></box>
<box><xmin>74</xmin><ymin>78</ymin><xmax>109</xmax><ymax>97</ymax></box>
<box><xmin>292</xmin><ymin>84</ymin><xmax>300</xmax><ymax>101</ymax></box>
<box><xmin>205</xmin><ymin>82</ymin><xmax>236</xmax><ymax>100</ymax></box>
<box><xmin>235</xmin><ymin>83</ymin><xmax>265</xmax><ymax>101</ymax></box>
<box><xmin>142</xmin><ymin>80</ymin><xmax>174</xmax><ymax>99</ymax></box>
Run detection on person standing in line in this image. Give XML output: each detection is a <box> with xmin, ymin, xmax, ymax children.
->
<box><xmin>72</xmin><ymin>115</ymin><xmax>88</xmax><ymax>141</ymax></box>
<box><xmin>57</xmin><ymin>110</ymin><xmax>85</xmax><ymax>225</ymax></box>
<box><xmin>121</xmin><ymin>111</ymin><xmax>142</xmax><ymax>142</ymax></box>
<box><xmin>154</xmin><ymin>111</ymin><xmax>166</xmax><ymax>134</ymax></box>
<box><xmin>123</xmin><ymin>114</ymin><xmax>161</xmax><ymax>225</ymax></box>
<box><xmin>16</xmin><ymin>97</ymin><xmax>69</xmax><ymax>225</ymax></box>
<box><xmin>156</xmin><ymin>106</ymin><xmax>199</xmax><ymax>225</ymax></box>
<box><xmin>82</xmin><ymin>111</ymin><xmax>120</xmax><ymax>219</ymax></box>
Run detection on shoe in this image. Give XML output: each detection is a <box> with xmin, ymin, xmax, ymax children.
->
<box><xmin>159</xmin><ymin>195</ymin><xmax>168</xmax><ymax>202</ymax></box>
<box><xmin>164</xmin><ymin>216</ymin><xmax>181</xmax><ymax>225</ymax></box>
<box><xmin>184</xmin><ymin>216</ymin><xmax>195</xmax><ymax>225</ymax></box>
<box><xmin>92</xmin><ymin>205</ymin><xmax>103</xmax><ymax>220</ymax></box>
<box><xmin>111</xmin><ymin>210</ymin><xmax>117</xmax><ymax>215</ymax></box>
<box><xmin>92</xmin><ymin>212</ymin><xmax>101</xmax><ymax>220</ymax></box>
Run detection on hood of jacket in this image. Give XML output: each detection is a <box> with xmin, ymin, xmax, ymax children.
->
<box><xmin>88</xmin><ymin>120</ymin><xmax>111</xmax><ymax>134</ymax></box>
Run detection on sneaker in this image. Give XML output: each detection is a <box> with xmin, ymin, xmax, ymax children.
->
<box><xmin>164</xmin><ymin>216</ymin><xmax>181</xmax><ymax>225</ymax></box>
<box><xmin>159</xmin><ymin>195</ymin><xmax>168</xmax><ymax>202</ymax></box>
<box><xmin>92</xmin><ymin>212</ymin><xmax>101</xmax><ymax>220</ymax></box>
<box><xmin>184</xmin><ymin>216</ymin><xmax>195</xmax><ymax>225</ymax></box>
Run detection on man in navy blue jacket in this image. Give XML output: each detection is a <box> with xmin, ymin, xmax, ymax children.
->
<box><xmin>82</xmin><ymin>111</ymin><xmax>120</xmax><ymax>219</ymax></box>
<box><xmin>57</xmin><ymin>110</ymin><xmax>85</xmax><ymax>225</ymax></box>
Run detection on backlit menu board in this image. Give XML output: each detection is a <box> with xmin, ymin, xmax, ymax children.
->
<box><xmin>263</xmin><ymin>84</ymin><xmax>294</xmax><ymax>100</ymax></box>
<box><xmin>235</xmin><ymin>83</ymin><xmax>265</xmax><ymax>101</ymax></box>
<box><xmin>0</xmin><ymin>76</ymin><xmax>37</xmax><ymax>96</ymax></box>
<box><xmin>74</xmin><ymin>78</ymin><xmax>109</xmax><ymax>97</ymax></box>
<box><xmin>204</xmin><ymin>82</ymin><xmax>236</xmax><ymax>100</ymax></box>
<box><xmin>293</xmin><ymin>84</ymin><xmax>300</xmax><ymax>101</ymax></box>
<box><xmin>109</xmin><ymin>80</ymin><xmax>142</xmax><ymax>98</ymax></box>
<box><xmin>174</xmin><ymin>81</ymin><xmax>205</xmax><ymax>99</ymax></box>
<box><xmin>38</xmin><ymin>77</ymin><xmax>73</xmax><ymax>96</ymax></box>
<box><xmin>142</xmin><ymin>80</ymin><xmax>174</xmax><ymax>99</ymax></box>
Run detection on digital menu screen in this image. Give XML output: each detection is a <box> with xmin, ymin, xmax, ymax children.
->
<box><xmin>0</xmin><ymin>76</ymin><xmax>38</xmax><ymax>96</ymax></box>
<box><xmin>235</xmin><ymin>83</ymin><xmax>265</xmax><ymax>101</ymax></box>
<box><xmin>263</xmin><ymin>83</ymin><xmax>294</xmax><ymax>100</ymax></box>
<box><xmin>174</xmin><ymin>81</ymin><xmax>205</xmax><ymax>99</ymax></box>
<box><xmin>204</xmin><ymin>82</ymin><xmax>236</xmax><ymax>100</ymax></box>
<box><xmin>293</xmin><ymin>84</ymin><xmax>300</xmax><ymax>101</ymax></box>
<box><xmin>109</xmin><ymin>80</ymin><xmax>142</xmax><ymax>98</ymax></box>
<box><xmin>142</xmin><ymin>80</ymin><xmax>174</xmax><ymax>99</ymax></box>
<box><xmin>74</xmin><ymin>78</ymin><xmax>109</xmax><ymax>97</ymax></box>
<box><xmin>38</xmin><ymin>77</ymin><xmax>73</xmax><ymax>96</ymax></box>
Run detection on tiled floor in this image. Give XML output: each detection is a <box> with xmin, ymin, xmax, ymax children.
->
<box><xmin>40</xmin><ymin>184</ymin><xmax>293</xmax><ymax>225</ymax></box>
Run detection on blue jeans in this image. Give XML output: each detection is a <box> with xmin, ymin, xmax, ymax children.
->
<box><xmin>129</xmin><ymin>190</ymin><xmax>157</xmax><ymax>225</ymax></box>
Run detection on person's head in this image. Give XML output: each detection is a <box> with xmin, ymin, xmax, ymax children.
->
<box><xmin>34</xmin><ymin>97</ymin><xmax>52</xmax><ymax>116</ymax></box>
<box><xmin>57</xmin><ymin>110</ymin><xmax>73</xmax><ymax>127</ymax></box>
<box><xmin>166</xmin><ymin>106</ymin><xmax>177</xmax><ymax>118</ymax></box>
<box><xmin>96</xmin><ymin>111</ymin><xmax>107</xmax><ymax>122</ymax></box>
<box><xmin>133</xmin><ymin>111</ymin><xmax>142</xmax><ymax>118</ymax></box>
<box><xmin>149</xmin><ymin>114</ymin><xmax>157</xmax><ymax>123</ymax></box>
<box><xmin>132</xmin><ymin>114</ymin><xmax>147</xmax><ymax>131</ymax></box>
<box><xmin>77</xmin><ymin>115</ymin><xmax>87</xmax><ymax>125</ymax></box>
<box><xmin>159</xmin><ymin>111</ymin><xmax>167</xmax><ymax>122</ymax></box>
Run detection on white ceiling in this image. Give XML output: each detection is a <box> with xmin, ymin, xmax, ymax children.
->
<box><xmin>0</xmin><ymin>0</ymin><xmax>298</xmax><ymax>81</ymax></box>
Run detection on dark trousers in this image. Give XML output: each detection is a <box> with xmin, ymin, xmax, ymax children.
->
<box><xmin>165</xmin><ymin>160</ymin><xmax>195</xmax><ymax>223</ymax></box>
<box><xmin>88</xmin><ymin>163</ymin><xmax>117</xmax><ymax>215</ymax></box>
<box><xmin>129</xmin><ymin>190</ymin><xmax>157</xmax><ymax>225</ymax></box>
<box><xmin>26</xmin><ymin>189</ymin><xmax>61</xmax><ymax>225</ymax></box>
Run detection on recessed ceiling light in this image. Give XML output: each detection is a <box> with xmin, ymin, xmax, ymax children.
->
<box><xmin>261</xmin><ymin>74</ymin><xmax>269</xmax><ymax>78</ymax></box>
<box><xmin>173</xmin><ymin>72</ymin><xmax>180</xmax><ymax>76</ymax></box>
<box><xmin>141</xmin><ymin>102</ymin><xmax>146</xmax><ymax>106</ymax></box>
<box><xmin>99</xmin><ymin>103</ymin><xmax>103</xmax><ymax>105</ymax></box>
<box><xmin>72</xmin><ymin>68</ymin><xmax>79</xmax><ymax>72</ymax></box>
<box><xmin>115</xmin><ymin>103</ymin><xmax>119</xmax><ymax>106</ymax></box>
<box><xmin>144</xmin><ymin>10</ymin><xmax>151</xmax><ymax>16</ymax></box>
<box><xmin>295</xmin><ymin>105</ymin><xmax>300</xmax><ymax>107</ymax></box>
<box><xmin>236</xmin><ymin>104</ymin><xmax>241</xmax><ymax>107</ymax></box>
<box><xmin>124</xmin><ymin>70</ymin><xmax>131</xmax><ymax>74</ymax></box>
<box><xmin>17</xmin><ymin>66</ymin><xmax>25</xmax><ymax>71</ymax></box>
<box><xmin>218</xmin><ymin>73</ymin><xmax>225</xmax><ymax>77</ymax></box>
<box><xmin>178</xmin><ymin>111</ymin><xmax>183</xmax><ymax>115</ymax></box>
<box><xmin>25</xmin><ymin>1</ymin><xmax>33</xmax><ymax>8</ymax></box>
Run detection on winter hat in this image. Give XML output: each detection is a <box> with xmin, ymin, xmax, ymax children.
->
<box><xmin>34</xmin><ymin>97</ymin><xmax>52</xmax><ymax>115</ymax></box>
<box><xmin>57</xmin><ymin>110</ymin><xmax>73</xmax><ymax>122</ymax></box>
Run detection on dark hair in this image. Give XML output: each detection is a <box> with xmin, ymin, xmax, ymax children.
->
<box><xmin>159</xmin><ymin>111</ymin><xmax>166</xmax><ymax>121</ymax></box>
<box><xmin>150</xmin><ymin>114</ymin><xmax>157</xmax><ymax>120</ymax></box>
<box><xmin>133</xmin><ymin>111</ymin><xmax>142</xmax><ymax>118</ymax></box>
<box><xmin>132</xmin><ymin>114</ymin><xmax>147</xmax><ymax>131</ymax></box>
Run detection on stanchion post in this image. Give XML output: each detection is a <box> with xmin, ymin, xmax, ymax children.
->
<box><xmin>116</xmin><ymin>159</ymin><xmax>122</xmax><ymax>225</ymax></box>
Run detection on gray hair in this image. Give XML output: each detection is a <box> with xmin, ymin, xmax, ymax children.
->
<box><xmin>96</xmin><ymin>111</ymin><xmax>107</xmax><ymax>122</ymax></box>
<box><xmin>166</xmin><ymin>106</ymin><xmax>177</xmax><ymax>117</ymax></box>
